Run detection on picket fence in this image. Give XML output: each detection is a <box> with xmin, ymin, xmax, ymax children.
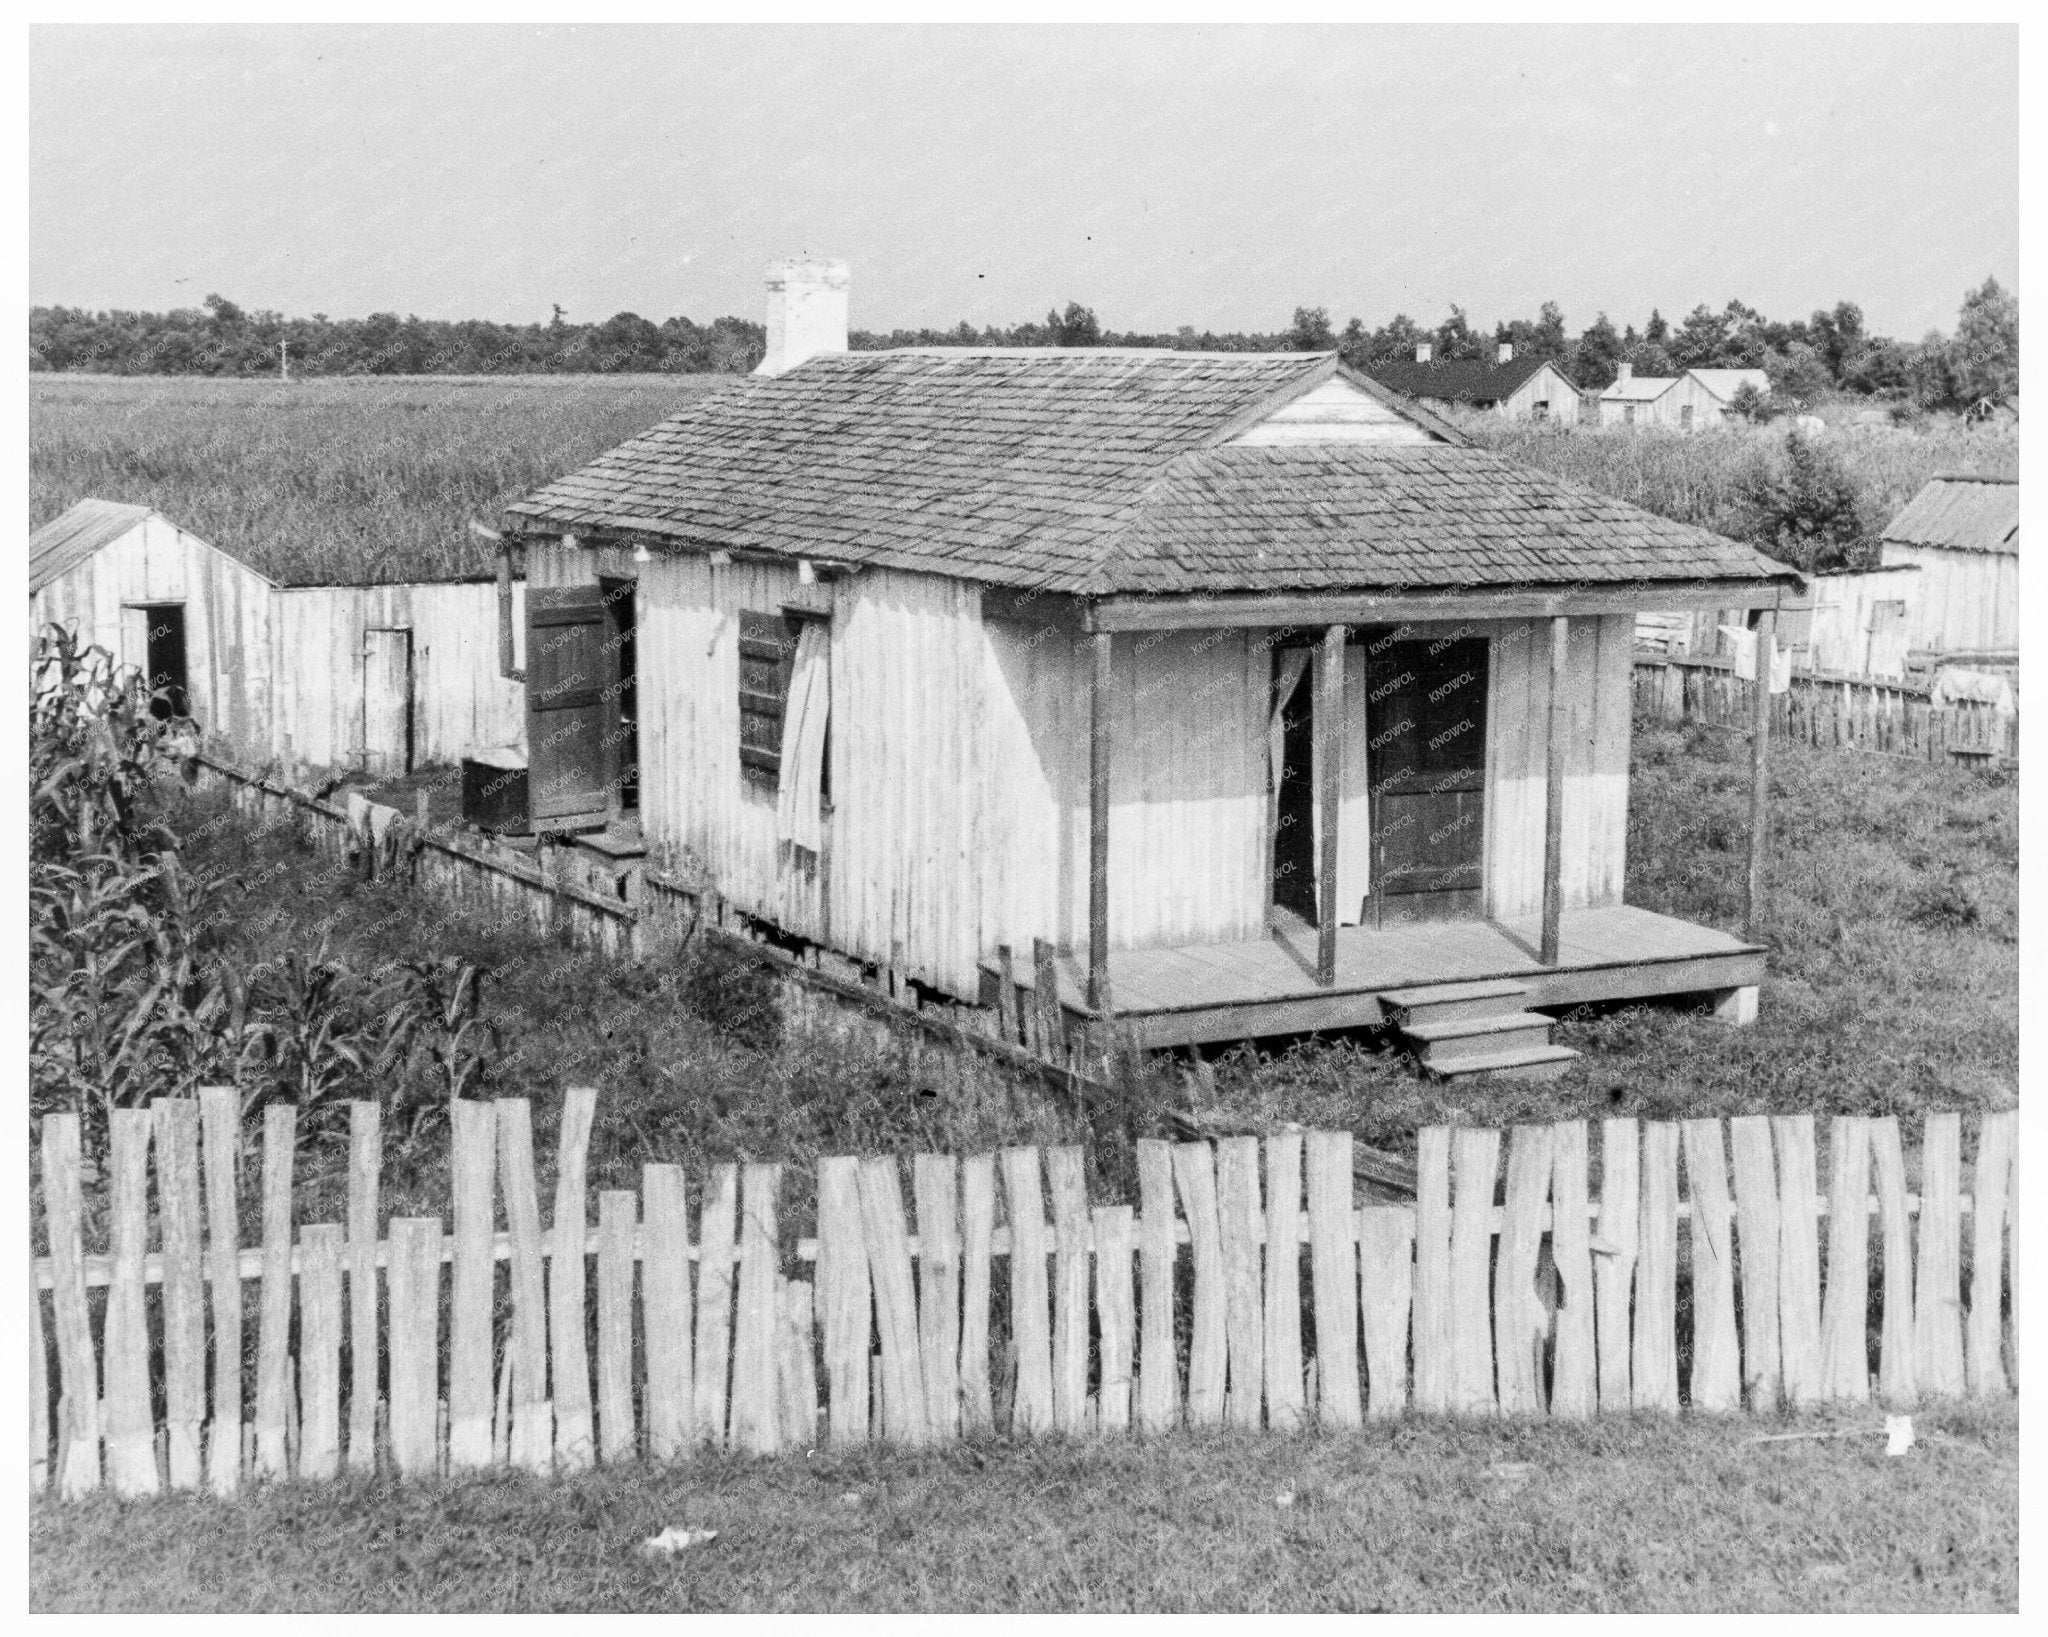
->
<box><xmin>1631</xmin><ymin>657</ymin><xmax>2018</xmax><ymax>766</ymax></box>
<box><xmin>31</xmin><ymin>1093</ymin><xmax>2017</xmax><ymax>1501</ymax></box>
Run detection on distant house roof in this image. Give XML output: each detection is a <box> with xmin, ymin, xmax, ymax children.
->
<box><xmin>1881</xmin><ymin>475</ymin><xmax>2019</xmax><ymax>556</ymax></box>
<box><xmin>1600</xmin><ymin>374</ymin><xmax>1678</xmax><ymax>403</ymax></box>
<box><xmin>30</xmin><ymin>499</ymin><xmax>156</xmax><ymax>595</ymax></box>
<box><xmin>1687</xmin><ymin>368</ymin><xmax>1771</xmax><ymax>403</ymax></box>
<box><xmin>508</xmin><ymin>348</ymin><xmax>1797</xmax><ymax>598</ymax></box>
<box><xmin>1359</xmin><ymin>354</ymin><xmax>1563</xmax><ymax>406</ymax></box>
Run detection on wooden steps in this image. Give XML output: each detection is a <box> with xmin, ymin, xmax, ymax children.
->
<box><xmin>1378</xmin><ymin>980</ymin><xmax>1581</xmax><ymax>1082</ymax></box>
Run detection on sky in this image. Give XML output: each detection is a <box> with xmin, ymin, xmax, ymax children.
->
<box><xmin>29</xmin><ymin>23</ymin><xmax>2018</xmax><ymax>341</ymax></box>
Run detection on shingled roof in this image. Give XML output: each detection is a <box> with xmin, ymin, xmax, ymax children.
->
<box><xmin>1881</xmin><ymin>474</ymin><xmax>2018</xmax><ymax>556</ymax></box>
<box><xmin>1360</xmin><ymin>354</ymin><xmax>1556</xmax><ymax>406</ymax></box>
<box><xmin>507</xmin><ymin>348</ymin><xmax>1797</xmax><ymax>597</ymax></box>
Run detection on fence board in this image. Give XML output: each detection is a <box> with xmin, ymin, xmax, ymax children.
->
<box><xmin>957</xmin><ymin>1154</ymin><xmax>996</xmax><ymax>1435</ymax></box>
<box><xmin>1171</xmin><ymin>1142</ymin><xmax>1227</xmax><ymax>1428</ymax></box>
<box><xmin>1093</xmin><ymin>1205</ymin><xmax>1135</xmax><ymax>1432</ymax></box>
<box><xmin>912</xmin><ymin>1154</ymin><xmax>963</xmax><ymax>1443</ymax></box>
<box><xmin>1262</xmin><ymin>1130</ymin><xmax>1306</xmax><ymax>1433</ymax></box>
<box><xmin>447</xmin><ymin>1101</ymin><xmax>497</xmax><ymax>1472</ymax></box>
<box><xmin>1633</xmin><ymin>1123</ymin><xmax>1680</xmax><ymax>1413</ymax></box>
<box><xmin>815</xmin><ymin>1156</ymin><xmax>870</xmax><ymax>1447</ymax></box>
<box><xmin>200</xmin><ymin>1088</ymin><xmax>242</xmax><ymax>1493</ymax></box>
<box><xmin>345</xmin><ymin>1100</ymin><xmax>382</xmax><ymax>1477</ymax></box>
<box><xmin>1495</xmin><ymin>1124</ymin><xmax>1553</xmax><ymax>1417</ymax></box>
<box><xmin>1448</xmin><ymin>1127</ymin><xmax>1501</xmax><ymax>1415</ymax></box>
<box><xmin>1870</xmin><ymin>1117</ymin><xmax>1916</xmax><ymax>1405</ymax></box>
<box><xmin>254</xmin><ymin>1103</ymin><xmax>298</xmax><ymax>1480</ymax></box>
<box><xmin>1593</xmin><ymin>1119</ymin><xmax>1640</xmax><ymax>1413</ymax></box>
<box><xmin>859</xmin><ymin>1157</ymin><xmax>926</xmax><ymax>1447</ymax></box>
<box><xmin>495</xmin><ymin>1099</ymin><xmax>552</xmax><ymax>1472</ymax></box>
<box><xmin>1967</xmin><ymin>1111</ymin><xmax>2014</xmax><ymax>1396</ymax></box>
<box><xmin>1304</xmin><ymin>1130</ymin><xmax>1361</xmax><ymax>1428</ymax></box>
<box><xmin>1682</xmin><ymin>1120</ymin><xmax>1740</xmax><ymax>1413</ymax></box>
<box><xmin>1046</xmin><ymin>1146</ymin><xmax>1092</xmax><ymax>1436</ymax></box>
<box><xmin>1411</xmin><ymin>1127</ymin><xmax>1454</xmax><ymax>1414</ymax></box>
<box><xmin>1135</xmin><ymin>1140</ymin><xmax>1179</xmax><ymax>1433</ymax></box>
<box><xmin>150</xmin><ymin>1099</ymin><xmax>205</xmax><ymax>1488</ymax></box>
<box><xmin>1912</xmin><ymin>1112</ymin><xmax>1964</xmax><ymax>1398</ymax></box>
<box><xmin>1819</xmin><ymin>1116</ymin><xmax>1872</xmax><ymax>1404</ymax></box>
<box><xmin>30</xmin><ymin>1250</ymin><xmax>50</xmax><ymax>1496</ymax></box>
<box><xmin>1001</xmin><ymin>1147</ymin><xmax>1054</xmax><ymax>1436</ymax></box>
<box><xmin>597</xmin><ymin>1190</ymin><xmax>638</xmax><ymax>1463</ymax></box>
<box><xmin>777</xmin><ymin>1278</ymin><xmax>819</xmax><ymax>1449</ymax></box>
<box><xmin>1358</xmin><ymin>1206</ymin><xmax>1415</xmax><ymax>1419</ymax></box>
<box><xmin>1728</xmin><ymin>1116</ymin><xmax>1782</xmax><ymax>1411</ymax></box>
<box><xmin>102</xmin><ymin>1110</ymin><xmax>158</xmax><ymax>1497</ymax></box>
<box><xmin>1771</xmin><ymin>1115</ymin><xmax>1823</xmax><ymax>1405</ymax></box>
<box><xmin>694</xmin><ymin>1163</ymin><xmax>739</xmax><ymax>1449</ymax></box>
<box><xmin>548</xmin><ymin>1085</ymin><xmax>599</xmax><ymax>1470</ymax></box>
<box><xmin>1214</xmin><ymin>1137</ymin><xmax>1266</xmax><ymax>1429</ymax></box>
<box><xmin>1547</xmin><ymin>1121</ymin><xmax>1595</xmax><ymax>1420</ymax></box>
<box><xmin>296</xmin><ymin>1223</ymin><xmax>345</xmax><ymax>1480</ymax></box>
<box><xmin>640</xmin><ymin>1164</ymin><xmax>694</xmax><ymax>1461</ymax></box>
<box><xmin>386</xmin><ymin>1217</ymin><xmax>444</xmax><ymax>1477</ymax></box>
<box><xmin>732</xmin><ymin>1163</ymin><xmax>786</xmax><ymax>1455</ymax></box>
<box><xmin>41</xmin><ymin>1115</ymin><xmax>99</xmax><ymax>1499</ymax></box>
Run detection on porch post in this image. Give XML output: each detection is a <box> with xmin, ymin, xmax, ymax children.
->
<box><xmin>1315</xmin><ymin>624</ymin><xmax>1346</xmax><ymax>987</ymax></box>
<box><xmin>1744</xmin><ymin>608</ymin><xmax>1776</xmax><ymax>942</ymax></box>
<box><xmin>1088</xmin><ymin>629</ymin><xmax>1113</xmax><ymax>1015</ymax></box>
<box><xmin>1540</xmin><ymin>615</ymin><xmax>1569</xmax><ymax>967</ymax></box>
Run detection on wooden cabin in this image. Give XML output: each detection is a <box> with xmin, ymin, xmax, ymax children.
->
<box><xmin>1877</xmin><ymin>474</ymin><xmax>2019</xmax><ymax>663</ymax></box>
<box><xmin>504</xmin><ymin>274</ymin><xmax>1804</xmax><ymax>1075</ymax></box>
<box><xmin>1598</xmin><ymin>365</ymin><xmax>1769</xmax><ymax>431</ymax></box>
<box><xmin>29</xmin><ymin>498</ymin><xmax>527</xmax><ymax>773</ymax></box>
<box><xmin>1366</xmin><ymin>344</ymin><xmax>1583</xmax><ymax>424</ymax></box>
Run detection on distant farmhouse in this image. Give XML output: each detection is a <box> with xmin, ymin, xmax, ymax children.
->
<box><xmin>1597</xmin><ymin>363</ymin><xmax>1771</xmax><ymax>430</ymax></box>
<box><xmin>30</xmin><ymin>499</ymin><xmax>527</xmax><ymax>773</ymax></box>
<box><xmin>1366</xmin><ymin>343</ymin><xmax>1583</xmax><ymax>423</ymax></box>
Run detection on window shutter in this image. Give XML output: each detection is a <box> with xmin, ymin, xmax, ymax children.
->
<box><xmin>738</xmin><ymin>610</ymin><xmax>798</xmax><ymax>788</ymax></box>
<box><xmin>524</xmin><ymin>585</ymin><xmax>615</xmax><ymax>833</ymax></box>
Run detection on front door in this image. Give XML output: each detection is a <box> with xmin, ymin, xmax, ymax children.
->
<box><xmin>1365</xmin><ymin>632</ymin><xmax>1488</xmax><ymax>923</ymax></box>
<box><xmin>363</xmin><ymin>627</ymin><xmax>414</xmax><ymax>775</ymax></box>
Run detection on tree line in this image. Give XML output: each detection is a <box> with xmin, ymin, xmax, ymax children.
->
<box><xmin>30</xmin><ymin>278</ymin><xmax>2016</xmax><ymax>410</ymax></box>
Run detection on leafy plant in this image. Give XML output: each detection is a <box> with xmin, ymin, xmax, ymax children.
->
<box><xmin>377</xmin><ymin>956</ymin><xmax>502</xmax><ymax>1136</ymax></box>
<box><xmin>237</xmin><ymin>940</ymin><xmax>374</xmax><ymax>1125</ymax></box>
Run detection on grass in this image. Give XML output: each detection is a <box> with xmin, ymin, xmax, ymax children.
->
<box><xmin>28</xmin><ymin>373</ymin><xmax>732</xmax><ymax>586</ymax></box>
<box><xmin>29</xmin><ymin>1399</ymin><xmax>2017</xmax><ymax>1612</ymax></box>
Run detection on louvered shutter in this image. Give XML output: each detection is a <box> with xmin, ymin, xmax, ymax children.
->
<box><xmin>524</xmin><ymin>585</ymin><xmax>615</xmax><ymax>833</ymax></box>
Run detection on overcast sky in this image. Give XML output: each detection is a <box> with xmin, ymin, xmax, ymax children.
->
<box><xmin>30</xmin><ymin>23</ymin><xmax>2016</xmax><ymax>340</ymax></box>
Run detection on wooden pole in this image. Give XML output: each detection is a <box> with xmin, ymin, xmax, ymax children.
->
<box><xmin>1540</xmin><ymin>616</ymin><xmax>1569</xmax><ymax>966</ymax></box>
<box><xmin>1745</xmin><ymin>609</ymin><xmax>1776</xmax><ymax>942</ymax></box>
<box><xmin>1088</xmin><ymin>629</ymin><xmax>1113</xmax><ymax>1015</ymax></box>
<box><xmin>1315</xmin><ymin>624</ymin><xmax>1345</xmax><ymax>986</ymax></box>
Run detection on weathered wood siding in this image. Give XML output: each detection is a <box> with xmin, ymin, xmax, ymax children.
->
<box><xmin>270</xmin><ymin>582</ymin><xmax>526</xmax><ymax>768</ymax></box>
<box><xmin>1879</xmin><ymin>543</ymin><xmax>2018</xmax><ymax>654</ymax></box>
<box><xmin>1498</xmin><ymin>364</ymin><xmax>1583</xmax><ymax>424</ymax></box>
<box><xmin>1485</xmin><ymin>615</ymin><xmax>1633</xmax><ymax>919</ymax></box>
<box><xmin>29</xmin><ymin>514</ymin><xmax>276</xmax><ymax>750</ymax></box>
<box><xmin>1783</xmin><ymin>565</ymin><xmax>1919</xmax><ymax>680</ymax></box>
<box><xmin>1231</xmin><ymin>378</ymin><xmax>1434</xmax><ymax>446</ymax></box>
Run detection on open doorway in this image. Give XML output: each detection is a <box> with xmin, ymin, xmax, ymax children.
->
<box><xmin>141</xmin><ymin>604</ymin><xmax>189</xmax><ymax>721</ymax></box>
<box><xmin>599</xmin><ymin>577</ymin><xmax>639</xmax><ymax>814</ymax></box>
<box><xmin>1270</xmin><ymin>648</ymin><xmax>1318</xmax><ymax>923</ymax></box>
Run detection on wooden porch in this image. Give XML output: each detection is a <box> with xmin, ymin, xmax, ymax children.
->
<box><xmin>1016</xmin><ymin>904</ymin><xmax>1764</xmax><ymax>1050</ymax></box>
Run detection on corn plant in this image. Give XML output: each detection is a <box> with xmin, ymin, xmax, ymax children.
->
<box><xmin>376</xmin><ymin>956</ymin><xmax>502</xmax><ymax>1138</ymax></box>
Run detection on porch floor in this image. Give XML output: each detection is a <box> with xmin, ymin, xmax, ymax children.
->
<box><xmin>1037</xmin><ymin>904</ymin><xmax>1765</xmax><ymax>1048</ymax></box>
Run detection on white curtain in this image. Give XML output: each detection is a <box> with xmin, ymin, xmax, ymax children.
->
<box><xmin>1269</xmin><ymin>645</ymin><xmax>1371</xmax><ymax>926</ymax></box>
<box><xmin>775</xmin><ymin>618</ymin><xmax>831</xmax><ymax>855</ymax></box>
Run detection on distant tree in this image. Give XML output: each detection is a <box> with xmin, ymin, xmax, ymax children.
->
<box><xmin>1048</xmin><ymin>302</ymin><xmax>1101</xmax><ymax>346</ymax></box>
<box><xmin>1627</xmin><ymin>341</ymin><xmax>1675</xmax><ymax>378</ymax></box>
<box><xmin>1670</xmin><ymin>303</ymin><xmax>1732</xmax><ymax>370</ymax></box>
<box><xmin>1951</xmin><ymin>275</ymin><xmax>2018</xmax><ymax>404</ymax></box>
<box><xmin>1570</xmin><ymin>312</ymin><xmax>1623</xmax><ymax>388</ymax></box>
<box><xmin>1726</xmin><ymin>381</ymin><xmax>1774</xmax><ymax>423</ymax></box>
<box><xmin>1337</xmin><ymin>316</ymin><xmax>1369</xmax><ymax>368</ymax></box>
<box><xmin>1908</xmin><ymin>330</ymin><xmax>1961</xmax><ymax>411</ymax></box>
<box><xmin>1370</xmin><ymin>312</ymin><xmax>1427</xmax><ymax>363</ymax></box>
<box><xmin>1809</xmin><ymin>301</ymin><xmax>1865</xmax><ymax>381</ymax></box>
<box><xmin>1644</xmin><ymin>308</ymin><xmax>1670</xmax><ymax>347</ymax></box>
<box><xmin>1289</xmin><ymin>306</ymin><xmax>1336</xmax><ymax>352</ymax></box>
<box><xmin>1432</xmin><ymin>305</ymin><xmax>1482</xmax><ymax>362</ymax></box>
<box><xmin>1766</xmin><ymin>341</ymin><xmax>1833</xmax><ymax>406</ymax></box>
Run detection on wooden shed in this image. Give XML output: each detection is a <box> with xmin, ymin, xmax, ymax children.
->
<box><xmin>29</xmin><ymin>498</ymin><xmax>527</xmax><ymax>773</ymax></box>
<box><xmin>1877</xmin><ymin>474</ymin><xmax>2019</xmax><ymax>661</ymax></box>
<box><xmin>1366</xmin><ymin>347</ymin><xmax>1583</xmax><ymax>423</ymax></box>
<box><xmin>506</xmin><ymin>346</ymin><xmax>1802</xmax><ymax>1074</ymax></box>
<box><xmin>1598</xmin><ymin>365</ymin><xmax>1769</xmax><ymax>431</ymax></box>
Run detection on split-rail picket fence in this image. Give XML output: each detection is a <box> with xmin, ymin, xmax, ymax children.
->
<box><xmin>1631</xmin><ymin>656</ymin><xmax>2018</xmax><ymax>766</ymax></box>
<box><xmin>32</xmin><ymin>1092</ymin><xmax>2017</xmax><ymax>1500</ymax></box>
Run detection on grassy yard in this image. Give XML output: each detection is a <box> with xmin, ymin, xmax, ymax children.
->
<box><xmin>30</xmin><ymin>1400</ymin><xmax>2017</xmax><ymax>1612</ymax></box>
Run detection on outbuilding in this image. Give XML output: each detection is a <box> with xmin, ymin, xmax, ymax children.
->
<box><xmin>503</xmin><ymin>262</ymin><xmax>1802</xmax><ymax>1074</ymax></box>
<box><xmin>1877</xmin><ymin>474</ymin><xmax>2018</xmax><ymax>662</ymax></box>
<box><xmin>1366</xmin><ymin>343</ymin><xmax>1584</xmax><ymax>423</ymax></box>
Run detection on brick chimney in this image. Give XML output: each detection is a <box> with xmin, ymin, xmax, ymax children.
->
<box><xmin>1414</xmin><ymin>341</ymin><xmax>1432</xmax><ymax>364</ymax></box>
<box><xmin>1616</xmin><ymin>360</ymin><xmax>1634</xmax><ymax>386</ymax></box>
<box><xmin>756</xmin><ymin>257</ymin><xmax>850</xmax><ymax>376</ymax></box>
<box><xmin>1497</xmin><ymin>341</ymin><xmax>1513</xmax><ymax>364</ymax></box>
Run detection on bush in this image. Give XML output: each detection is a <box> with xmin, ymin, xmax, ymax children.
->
<box><xmin>1737</xmin><ymin>429</ymin><xmax>1873</xmax><ymax>572</ymax></box>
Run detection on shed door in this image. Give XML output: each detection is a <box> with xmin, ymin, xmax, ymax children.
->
<box><xmin>524</xmin><ymin>585</ymin><xmax>616</xmax><ymax>833</ymax></box>
<box><xmin>363</xmin><ymin>628</ymin><xmax>413</xmax><ymax>775</ymax></box>
<box><xmin>1364</xmin><ymin>633</ymin><xmax>1488</xmax><ymax>923</ymax></box>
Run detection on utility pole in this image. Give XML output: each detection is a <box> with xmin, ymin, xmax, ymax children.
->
<box><xmin>279</xmin><ymin>339</ymin><xmax>289</xmax><ymax>382</ymax></box>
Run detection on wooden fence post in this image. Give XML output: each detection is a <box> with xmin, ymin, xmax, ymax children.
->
<box><xmin>957</xmin><ymin>1154</ymin><xmax>996</xmax><ymax>1436</ymax></box>
<box><xmin>40</xmin><ymin>1114</ymin><xmax>101</xmax><ymax>1499</ymax></box>
<box><xmin>103</xmin><ymin>1109</ymin><xmax>159</xmax><ymax>1497</ymax></box>
<box><xmin>815</xmin><ymin>1156</ymin><xmax>870</xmax><ymax>1447</ymax></box>
<box><xmin>448</xmin><ymin>1100</ymin><xmax>498</xmax><ymax>1471</ymax></box>
<box><xmin>912</xmin><ymin>1155</ymin><xmax>963</xmax><ymax>1443</ymax></box>
<box><xmin>641</xmin><ymin>1164</ymin><xmax>694</xmax><ymax>1460</ymax></box>
<box><xmin>1547</xmin><ymin>1121</ymin><xmax>1596</xmax><ymax>1419</ymax></box>
<box><xmin>1682</xmin><ymin>1120</ymin><xmax>1740</xmax><ymax>1412</ymax></box>
<box><xmin>1818</xmin><ymin>1116</ymin><xmax>1873</xmax><ymax>1403</ymax></box>
<box><xmin>1170</xmin><ymin>1142</ymin><xmax>1227</xmax><ymax>1427</ymax></box>
<box><xmin>1358</xmin><ymin>1207</ymin><xmax>1415</xmax><ymax>1419</ymax></box>
<box><xmin>1495</xmin><ymin>1124</ymin><xmax>1554</xmax><ymax>1417</ymax></box>
<box><xmin>1592</xmin><ymin>1119</ymin><xmax>1639</xmax><ymax>1413</ymax></box>
<box><xmin>1967</xmin><ymin>1111</ymin><xmax>2016</xmax><ymax>1397</ymax></box>
<box><xmin>495</xmin><ymin>1098</ymin><xmax>552</xmax><ymax>1473</ymax></box>
<box><xmin>151</xmin><ymin>1098</ymin><xmax>206</xmax><ymax>1489</ymax></box>
<box><xmin>199</xmin><ymin>1088</ymin><xmax>243</xmax><ymax>1493</ymax></box>
<box><xmin>693</xmin><ymin>1164</ymin><xmax>739</xmax><ymax>1449</ymax></box>
<box><xmin>1912</xmin><ymin>1112</ymin><xmax>1965</xmax><ymax>1398</ymax></box>
<box><xmin>548</xmin><ymin>1086</ymin><xmax>598</xmax><ymax>1470</ymax></box>
<box><xmin>1870</xmin><ymin>1117</ymin><xmax>1916</xmax><ymax>1406</ymax></box>
<box><xmin>345</xmin><ymin>1101</ymin><xmax>383</xmax><ymax>1476</ymax></box>
<box><xmin>1262</xmin><ymin>1130</ymin><xmax>1306</xmax><ymax>1434</ymax></box>
<box><xmin>1411</xmin><ymin>1127</ymin><xmax>1454</xmax><ymax>1414</ymax></box>
<box><xmin>1728</xmin><ymin>1116</ymin><xmax>1783</xmax><ymax>1411</ymax></box>
<box><xmin>731</xmin><ymin>1164</ymin><xmax>786</xmax><ymax>1455</ymax></box>
<box><xmin>1633</xmin><ymin>1123</ymin><xmax>1680</xmax><ymax>1413</ymax></box>
<box><xmin>254</xmin><ymin>1103</ymin><xmax>298</xmax><ymax>1479</ymax></box>
<box><xmin>1303</xmin><ymin>1131</ymin><xmax>1361</xmax><ymax>1428</ymax></box>
<box><xmin>1448</xmin><ymin>1127</ymin><xmax>1501</xmax><ymax>1415</ymax></box>
<box><xmin>1046</xmin><ymin>1147</ymin><xmax>1093</xmax><ymax>1437</ymax></box>
<box><xmin>1213</xmin><ymin>1138</ymin><xmax>1266</xmax><ymax>1430</ymax></box>
<box><xmin>1001</xmin><ymin>1147</ymin><xmax>1054</xmax><ymax>1436</ymax></box>
<box><xmin>1135</xmin><ymin>1140</ymin><xmax>1179</xmax><ymax>1433</ymax></box>
<box><xmin>296</xmin><ymin>1223</ymin><xmax>346</xmax><ymax>1480</ymax></box>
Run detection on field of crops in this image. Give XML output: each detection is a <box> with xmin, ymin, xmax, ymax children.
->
<box><xmin>28</xmin><ymin>373</ymin><xmax>732</xmax><ymax>585</ymax></box>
